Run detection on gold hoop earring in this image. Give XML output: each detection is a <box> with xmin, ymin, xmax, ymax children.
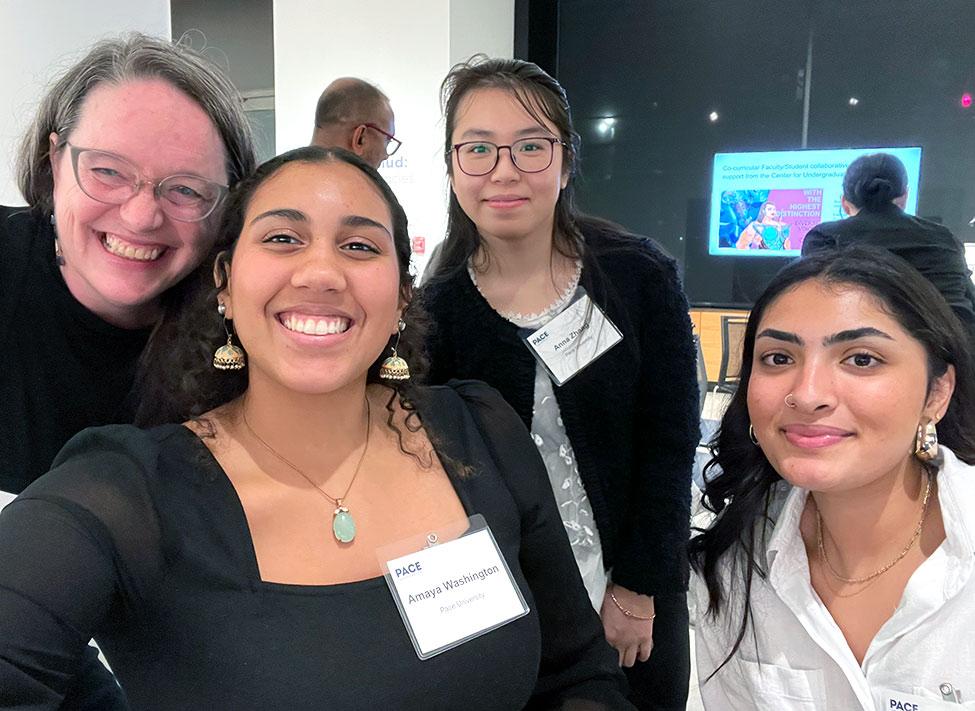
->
<box><xmin>213</xmin><ymin>304</ymin><xmax>246</xmax><ymax>371</ymax></box>
<box><xmin>379</xmin><ymin>319</ymin><xmax>410</xmax><ymax>381</ymax></box>
<box><xmin>914</xmin><ymin>420</ymin><xmax>938</xmax><ymax>461</ymax></box>
<box><xmin>749</xmin><ymin>424</ymin><xmax>759</xmax><ymax>445</ymax></box>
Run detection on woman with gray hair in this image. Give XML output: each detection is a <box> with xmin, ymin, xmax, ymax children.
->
<box><xmin>1</xmin><ymin>33</ymin><xmax>255</xmax><ymax>495</ymax></box>
<box><xmin>0</xmin><ymin>32</ymin><xmax>255</xmax><ymax>709</ymax></box>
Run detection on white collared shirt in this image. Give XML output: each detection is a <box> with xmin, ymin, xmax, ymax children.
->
<box><xmin>693</xmin><ymin>447</ymin><xmax>975</xmax><ymax>710</ymax></box>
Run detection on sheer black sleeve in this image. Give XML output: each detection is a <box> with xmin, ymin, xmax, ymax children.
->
<box><xmin>0</xmin><ymin>427</ymin><xmax>159</xmax><ymax>709</ymax></box>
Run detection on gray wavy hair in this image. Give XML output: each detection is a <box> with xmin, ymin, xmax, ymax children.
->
<box><xmin>16</xmin><ymin>32</ymin><xmax>256</xmax><ymax>214</ymax></box>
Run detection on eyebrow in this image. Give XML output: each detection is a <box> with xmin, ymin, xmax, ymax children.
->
<box><xmin>248</xmin><ymin>210</ymin><xmax>390</xmax><ymax>238</ymax></box>
<box><xmin>458</xmin><ymin>127</ymin><xmax>554</xmax><ymax>140</ymax></box>
<box><xmin>755</xmin><ymin>326</ymin><xmax>894</xmax><ymax>347</ymax></box>
<box><xmin>823</xmin><ymin>327</ymin><xmax>894</xmax><ymax>345</ymax></box>
<box><xmin>342</xmin><ymin>214</ymin><xmax>392</xmax><ymax>237</ymax></box>
<box><xmin>755</xmin><ymin>328</ymin><xmax>802</xmax><ymax>345</ymax></box>
<box><xmin>249</xmin><ymin>208</ymin><xmax>306</xmax><ymax>225</ymax></box>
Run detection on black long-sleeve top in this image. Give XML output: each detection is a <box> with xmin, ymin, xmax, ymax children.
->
<box><xmin>0</xmin><ymin>206</ymin><xmax>149</xmax><ymax>493</ymax></box>
<box><xmin>802</xmin><ymin>203</ymin><xmax>975</xmax><ymax>347</ymax></box>
<box><xmin>421</xmin><ymin>221</ymin><xmax>700</xmax><ymax>597</ymax></box>
<box><xmin>0</xmin><ymin>381</ymin><xmax>631</xmax><ymax>710</ymax></box>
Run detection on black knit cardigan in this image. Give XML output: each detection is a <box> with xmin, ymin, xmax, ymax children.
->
<box><xmin>420</xmin><ymin>221</ymin><xmax>700</xmax><ymax>596</ymax></box>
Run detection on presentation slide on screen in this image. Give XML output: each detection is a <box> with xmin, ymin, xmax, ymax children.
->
<box><xmin>709</xmin><ymin>147</ymin><xmax>922</xmax><ymax>257</ymax></box>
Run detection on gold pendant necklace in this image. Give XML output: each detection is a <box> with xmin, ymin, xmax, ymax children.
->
<box><xmin>816</xmin><ymin>472</ymin><xmax>933</xmax><ymax>585</ymax></box>
<box><xmin>241</xmin><ymin>398</ymin><xmax>371</xmax><ymax>544</ymax></box>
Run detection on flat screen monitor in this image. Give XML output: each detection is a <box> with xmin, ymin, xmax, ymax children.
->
<box><xmin>708</xmin><ymin>147</ymin><xmax>922</xmax><ymax>257</ymax></box>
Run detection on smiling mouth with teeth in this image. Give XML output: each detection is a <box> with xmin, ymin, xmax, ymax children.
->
<box><xmin>280</xmin><ymin>314</ymin><xmax>352</xmax><ymax>336</ymax></box>
<box><xmin>102</xmin><ymin>234</ymin><xmax>164</xmax><ymax>262</ymax></box>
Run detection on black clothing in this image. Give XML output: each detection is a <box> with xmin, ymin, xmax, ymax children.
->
<box><xmin>621</xmin><ymin>592</ymin><xmax>690</xmax><ymax>711</ymax></box>
<box><xmin>0</xmin><ymin>381</ymin><xmax>631</xmax><ymax>710</ymax></box>
<box><xmin>0</xmin><ymin>206</ymin><xmax>150</xmax><ymax>493</ymax></box>
<box><xmin>422</xmin><ymin>223</ymin><xmax>699</xmax><ymax>598</ymax></box>
<box><xmin>421</xmin><ymin>222</ymin><xmax>699</xmax><ymax>709</ymax></box>
<box><xmin>802</xmin><ymin>204</ymin><xmax>975</xmax><ymax>346</ymax></box>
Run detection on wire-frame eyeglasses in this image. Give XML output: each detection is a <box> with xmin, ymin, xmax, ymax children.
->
<box><xmin>362</xmin><ymin>123</ymin><xmax>402</xmax><ymax>157</ymax></box>
<box><xmin>64</xmin><ymin>142</ymin><xmax>228</xmax><ymax>222</ymax></box>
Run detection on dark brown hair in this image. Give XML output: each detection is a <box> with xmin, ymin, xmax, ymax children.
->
<box><xmin>689</xmin><ymin>245</ymin><xmax>975</xmax><ymax>674</ymax></box>
<box><xmin>135</xmin><ymin>146</ymin><xmax>428</xmax><ymax>432</ymax></box>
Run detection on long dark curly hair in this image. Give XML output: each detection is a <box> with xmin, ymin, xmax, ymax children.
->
<box><xmin>135</xmin><ymin>146</ymin><xmax>429</xmax><ymax>433</ymax></box>
<box><xmin>688</xmin><ymin>246</ymin><xmax>975</xmax><ymax>674</ymax></box>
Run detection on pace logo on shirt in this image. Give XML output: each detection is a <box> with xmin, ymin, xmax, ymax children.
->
<box><xmin>882</xmin><ymin>690</ymin><xmax>963</xmax><ymax>711</ymax></box>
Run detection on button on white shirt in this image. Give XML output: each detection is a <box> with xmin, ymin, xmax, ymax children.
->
<box><xmin>693</xmin><ymin>447</ymin><xmax>975</xmax><ymax>710</ymax></box>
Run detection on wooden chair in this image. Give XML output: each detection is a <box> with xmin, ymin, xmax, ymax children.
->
<box><xmin>713</xmin><ymin>316</ymin><xmax>748</xmax><ymax>395</ymax></box>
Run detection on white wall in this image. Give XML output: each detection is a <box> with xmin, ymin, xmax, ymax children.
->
<box><xmin>0</xmin><ymin>1</ymin><xmax>171</xmax><ymax>205</ymax></box>
<box><xmin>449</xmin><ymin>0</ymin><xmax>514</xmax><ymax>66</ymax></box>
<box><xmin>273</xmin><ymin>0</ymin><xmax>514</xmax><ymax>275</ymax></box>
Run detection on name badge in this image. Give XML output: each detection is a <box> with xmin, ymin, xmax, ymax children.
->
<box><xmin>380</xmin><ymin>515</ymin><xmax>529</xmax><ymax>659</ymax></box>
<box><xmin>882</xmin><ymin>690</ymin><xmax>962</xmax><ymax>710</ymax></box>
<box><xmin>523</xmin><ymin>291</ymin><xmax>623</xmax><ymax>386</ymax></box>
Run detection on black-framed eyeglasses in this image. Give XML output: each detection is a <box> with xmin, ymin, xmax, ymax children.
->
<box><xmin>362</xmin><ymin>123</ymin><xmax>402</xmax><ymax>157</ymax></box>
<box><xmin>450</xmin><ymin>137</ymin><xmax>566</xmax><ymax>176</ymax></box>
<box><xmin>63</xmin><ymin>142</ymin><xmax>229</xmax><ymax>222</ymax></box>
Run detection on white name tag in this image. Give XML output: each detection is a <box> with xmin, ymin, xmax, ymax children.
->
<box><xmin>882</xmin><ymin>690</ymin><xmax>962</xmax><ymax>710</ymax></box>
<box><xmin>381</xmin><ymin>516</ymin><xmax>529</xmax><ymax>659</ymax></box>
<box><xmin>523</xmin><ymin>292</ymin><xmax>623</xmax><ymax>386</ymax></box>
<box><xmin>0</xmin><ymin>490</ymin><xmax>16</xmax><ymax>512</ymax></box>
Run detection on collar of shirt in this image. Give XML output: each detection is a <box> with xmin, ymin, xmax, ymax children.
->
<box><xmin>762</xmin><ymin>447</ymin><xmax>975</xmax><ymax>707</ymax></box>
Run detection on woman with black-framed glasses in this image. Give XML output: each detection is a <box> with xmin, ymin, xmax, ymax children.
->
<box><xmin>421</xmin><ymin>56</ymin><xmax>700</xmax><ymax>710</ymax></box>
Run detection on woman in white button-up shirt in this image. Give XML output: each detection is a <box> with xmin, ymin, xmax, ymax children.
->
<box><xmin>690</xmin><ymin>246</ymin><xmax>975</xmax><ymax>710</ymax></box>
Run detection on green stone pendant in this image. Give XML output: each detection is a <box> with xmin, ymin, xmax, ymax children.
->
<box><xmin>332</xmin><ymin>504</ymin><xmax>356</xmax><ymax>544</ymax></box>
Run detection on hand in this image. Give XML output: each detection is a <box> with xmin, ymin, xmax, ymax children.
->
<box><xmin>600</xmin><ymin>584</ymin><xmax>654</xmax><ymax>667</ymax></box>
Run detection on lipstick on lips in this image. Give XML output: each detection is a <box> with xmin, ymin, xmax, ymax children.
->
<box><xmin>485</xmin><ymin>194</ymin><xmax>528</xmax><ymax>209</ymax></box>
<box><xmin>782</xmin><ymin>424</ymin><xmax>853</xmax><ymax>449</ymax></box>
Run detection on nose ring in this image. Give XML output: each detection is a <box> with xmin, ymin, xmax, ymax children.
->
<box><xmin>785</xmin><ymin>393</ymin><xmax>797</xmax><ymax>409</ymax></box>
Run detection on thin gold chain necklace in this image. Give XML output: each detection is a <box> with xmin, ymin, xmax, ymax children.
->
<box><xmin>240</xmin><ymin>398</ymin><xmax>371</xmax><ymax>544</ymax></box>
<box><xmin>816</xmin><ymin>473</ymin><xmax>933</xmax><ymax>585</ymax></box>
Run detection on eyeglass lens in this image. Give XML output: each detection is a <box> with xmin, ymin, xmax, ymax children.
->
<box><xmin>457</xmin><ymin>138</ymin><xmax>555</xmax><ymax>175</ymax></box>
<box><xmin>74</xmin><ymin>149</ymin><xmax>222</xmax><ymax>221</ymax></box>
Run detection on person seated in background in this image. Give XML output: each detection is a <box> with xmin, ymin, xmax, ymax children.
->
<box><xmin>309</xmin><ymin>77</ymin><xmax>401</xmax><ymax>169</ymax></box>
<box><xmin>802</xmin><ymin>152</ymin><xmax>975</xmax><ymax>347</ymax></box>
<box><xmin>689</xmin><ymin>247</ymin><xmax>975</xmax><ymax>709</ymax></box>
<box><xmin>0</xmin><ymin>146</ymin><xmax>632</xmax><ymax>710</ymax></box>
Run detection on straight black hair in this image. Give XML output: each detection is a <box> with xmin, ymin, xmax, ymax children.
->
<box><xmin>428</xmin><ymin>54</ymin><xmax>584</xmax><ymax>282</ymax></box>
<box><xmin>842</xmin><ymin>152</ymin><xmax>908</xmax><ymax>210</ymax></box>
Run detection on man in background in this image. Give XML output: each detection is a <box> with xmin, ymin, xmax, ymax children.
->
<box><xmin>310</xmin><ymin>78</ymin><xmax>400</xmax><ymax>169</ymax></box>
